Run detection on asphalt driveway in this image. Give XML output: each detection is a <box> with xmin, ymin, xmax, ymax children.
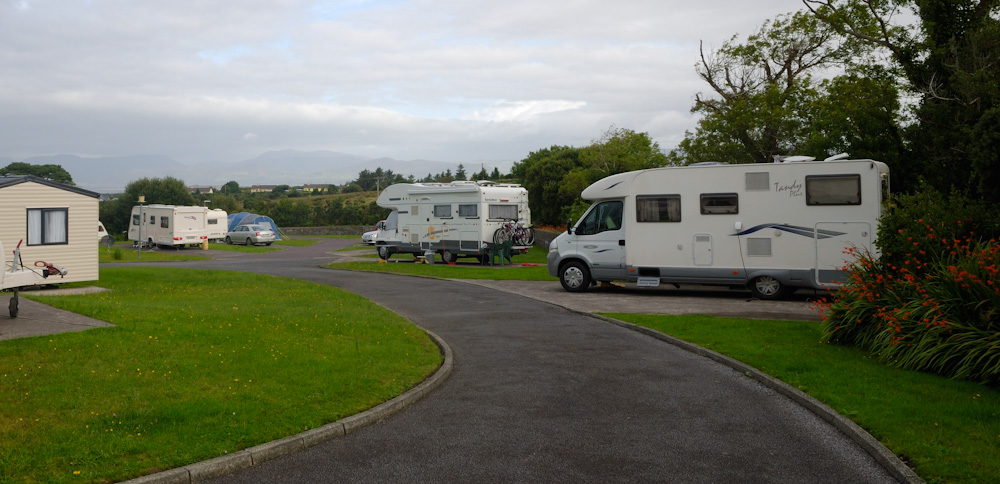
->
<box><xmin>135</xmin><ymin>239</ymin><xmax>901</xmax><ymax>483</ymax></box>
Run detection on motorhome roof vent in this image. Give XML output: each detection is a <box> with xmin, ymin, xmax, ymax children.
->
<box><xmin>690</xmin><ymin>161</ymin><xmax>730</xmax><ymax>166</ymax></box>
<box><xmin>824</xmin><ymin>153</ymin><xmax>850</xmax><ymax>161</ymax></box>
<box><xmin>781</xmin><ymin>156</ymin><xmax>815</xmax><ymax>163</ymax></box>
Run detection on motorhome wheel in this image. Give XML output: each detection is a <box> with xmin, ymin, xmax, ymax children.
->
<box><xmin>559</xmin><ymin>261</ymin><xmax>591</xmax><ymax>292</ymax></box>
<box><xmin>378</xmin><ymin>245</ymin><xmax>391</xmax><ymax>260</ymax></box>
<box><xmin>442</xmin><ymin>250</ymin><xmax>457</xmax><ymax>263</ymax></box>
<box><xmin>750</xmin><ymin>275</ymin><xmax>787</xmax><ymax>300</ymax></box>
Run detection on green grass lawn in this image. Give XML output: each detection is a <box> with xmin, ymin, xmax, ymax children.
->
<box><xmin>326</xmin><ymin>246</ymin><xmax>556</xmax><ymax>281</ymax></box>
<box><xmin>1</xmin><ymin>267</ymin><xmax>441</xmax><ymax>484</ymax></box>
<box><xmin>607</xmin><ymin>313</ymin><xmax>1000</xmax><ymax>484</ymax></box>
<box><xmin>98</xmin><ymin>246</ymin><xmax>211</xmax><ymax>263</ymax></box>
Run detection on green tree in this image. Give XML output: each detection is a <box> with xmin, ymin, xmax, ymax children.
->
<box><xmin>581</xmin><ymin>125</ymin><xmax>668</xmax><ymax>178</ymax></box>
<box><xmin>455</xmin><ymin>164</ymin><xmax>467</xmax><ymax>181</ymax></box>
<box><xmin>102</xmin><ymin>177</ymin><xmax>197</xmax><ymax>236</ymax></box>
<box><xmin>0</xmin><ymin>162</ymin><xmax>75</xmax><ymax>185</ymax></box>
<box><xmin>220</xmin><ymin>181</ymin><xmax>241</xmax><ymax>195</ymax></box>
<box><xmin>511</xmin><ymin>146</ymin><xmax>585</xmax><ymax>225</ymax></box>
<box><xmin>474</xmin><ymin>166</ymin><xmax>489</xmax><ymax>180</ymax></box>
<box><xmin>669</xmin><ymin>10</ymin><xmax>868</xmax><ymax>164</ymax></box>
<box><xmin>806</xmin><ymin>0</ymin><xmax>1000</xmax><ymax>201</ymax></box>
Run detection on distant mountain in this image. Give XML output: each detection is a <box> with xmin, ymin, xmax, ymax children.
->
<box><xmin>5</xmin><ymin>151</ymin><xmax>516</xmax><ymax>193</ymax></box>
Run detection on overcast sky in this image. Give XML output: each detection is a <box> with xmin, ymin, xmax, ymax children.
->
<box><xmin>1</xmin><ymin>0</ymin><xmax>803</xmax><ymax>165</ymax></box>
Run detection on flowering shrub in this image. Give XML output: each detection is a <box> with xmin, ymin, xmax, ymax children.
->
<box><xmin>820</xmin><ymin>229</ymin><xmax>1000</xmax><ymax>383</ymax></box>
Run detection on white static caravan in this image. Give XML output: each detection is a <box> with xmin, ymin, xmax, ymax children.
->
<box><xmin>128</xmin><ymin>204</ymin><xmax>217</xmax><ymax>248</ymax></box>
<box><xmin>546</xmin><ymin>157</ymin><xmax>890</xmax><ymax>299</ymax></box>
<box><xmin>0</xmin><ymin>175</ymin><xmax>100</xmax><ymax>285</ymax></box>
<box><xmin>375</xmin><ymin>181</ymin><xmax>531</xmax><ymax>262</ymax></box>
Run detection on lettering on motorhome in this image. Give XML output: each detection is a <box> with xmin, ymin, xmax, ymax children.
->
<box><xmin>774</xmin><ymin>180</ymin><xmax>803</xmax><ymax>198</ymax></box>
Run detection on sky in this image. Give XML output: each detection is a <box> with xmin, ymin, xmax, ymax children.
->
<box><xmin>0</xmin><ymin>0</ymin><xmax>804</xmax><ymax>166</ymax></box>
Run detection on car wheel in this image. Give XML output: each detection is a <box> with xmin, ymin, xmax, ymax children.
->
<box><xmin>246</xmin><ymin>238</ymin><xmax>253</xmax><ymax>246</ymax></box>
<box><xmin>265</xmin><ymin>242</ymin><xmax>272</xmax><ymax>246</ymax></box>
<box><xmin>225</xmin><ymin>236</ymin><xmax>232</xmax><ymax>244</ymax></box>
<box><xmin>378</xmin><ymin>245</ymin><xmax>392</xmax><ymax>260</ymax></box>
<box><xmin>442</xmin><ymin>250</ymin><xmax>457</xmax><ymax>263</ymax></box>
<box><xmin>559</xmin><ymin>261</ymin><xmax>591</xmax><ymax>292</ymax></box>
<box><xmin>750</xmin><ymin>275</ymin><xmax>787</xmax><ymax>300</ymax></box>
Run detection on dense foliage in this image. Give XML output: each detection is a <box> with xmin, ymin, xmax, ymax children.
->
<box><xmin>820</xmin><ymin>190</ymin><xmax>1000</xmax><ymax>383</ymax></box>
<box><xmin>0</xmin><ymin>162</ymin><xmax>75</xmax><ymax>185</ymax></box>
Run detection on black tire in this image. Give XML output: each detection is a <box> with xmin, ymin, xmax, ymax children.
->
<box><xmin>265</xmin><ymin>242</ymin><xmax>272</xmax><ymax>246</ymax></box>
<box><xmin>9</xmin><ymin>290</ymin><xmax>18</xmax><ymax>318</ymax></box>
<box><xmin>441</xmin><ymin>250</ymin><xmax>458</xmax><ymax>263</ymax></box>
<box><xmin>246</xmin><ymin>238</ymin><xmax>253</xmax><ymax>246</ymax></box>
<box><xmin>749</xmin><ymin>275</ymin><xmax>788</xmax><ymax>300</ymax></box>
<box><xmin>559</xmin><ymin>261</ymin><xmax>591</xmax><ymax>292</ymax></box>
<box><xmin>378</xmin><ymin>245</ymin><xmax>392</xmax><ymax>260</ymax></box>
<box><xmin>225</xmin><ymin>236</ymin><xmax>232</xmax><ymax>244</ymax></box>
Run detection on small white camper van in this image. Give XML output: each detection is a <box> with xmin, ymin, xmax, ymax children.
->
<box><xmin>128</xmin><ymin>204</ymin><xmax>222</xmax><ymax>248</ymax></box>
<box><xmin>375</xmin><ymin>181</ymin><xmax>531</xmax><ymax>262</ymax></box>
<box><xmin>205</xmin><ymin>209</ymin><xmax>229</xmax><ymax>241</ymax></box>
<box><xmin>547</xmin><ymin>157</ymin><xmax>890</xmax><ymax>299</ymax></box>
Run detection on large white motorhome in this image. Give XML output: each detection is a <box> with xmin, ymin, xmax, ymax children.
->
<box><xmin>128</xmin><ymin>204</ymin><xmax>226</xmax><ymax>248</ymax></box>
<box><xmin>547</xmin><ymin>156</ymin><xmax>890</xmax><ymax>299</ymax></box>
<box><xmin>375</xmin><ymin>181</ymin><xmax>531</xmax><ymax>262</ymax></box>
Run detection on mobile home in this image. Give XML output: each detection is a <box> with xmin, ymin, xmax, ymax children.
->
<box><xmin>0</xmin><ymin>175</ymin><xmax>100</xmax><ymax>285</ymax></box>
<box><xmin>546</xmin><ymin>157</ymin><xmax>890</xmax><ymax>299</ymax></box>
<box><xmin>128</xmin><ymin>204</ymin><xmax>218</xmax><ymax>248</ymax></box>
<box><xmin>205</xmin><ymin>209</ymin><xmax>229</xmax><ymax>241</ymax></box>
<box><xmin>375</xmin><ymin>181</ymin><xmax>531</xmax><ymax>262</ymax></box>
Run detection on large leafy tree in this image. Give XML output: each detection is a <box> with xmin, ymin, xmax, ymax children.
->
<box><xmin>510</xmin><ymin>145</ymin><xmax>585</xmax><ymax>226</ymax></box>
<box><xmin>805</xmin><ymin>0</ymin><xmax>1000</xmax><ymax>201</ymax></box>
<box><xmin>0</xmin><ymin>162</ymin><xmax>75</xmax><ymax>185</ymax></box>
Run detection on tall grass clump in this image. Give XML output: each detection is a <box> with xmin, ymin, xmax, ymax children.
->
<box><xmin>820</xmin><ymin>189</ymin><xmax>1000</xmax><ymax>383</ymax></box>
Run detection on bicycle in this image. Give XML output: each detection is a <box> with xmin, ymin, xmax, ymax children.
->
<box><xmin>493</xmin><ymin>219</ymin><xmax>534</xmax><ymax>246</ymax></box>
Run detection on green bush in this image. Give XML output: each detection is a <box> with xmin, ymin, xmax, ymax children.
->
<box><xmin>822</xmin><ymin>189</ymin><xmax>1000</xmax><ymax>383</ymax></box>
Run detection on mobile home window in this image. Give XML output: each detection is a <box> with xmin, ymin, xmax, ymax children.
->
<box><xmin>806</xmin><ymin>174</ymin><xmax>861</xmax><ymax>206</ymax></box>
<box><xmin>149</xmin><ymin>216</ymin><xmax>155</xmax><ymax>225</ymax></box>
<box><xmin>161</xmin><ymin>217</ymin><xmax>170</xmax><ymax>228</ymax></box>
<box><xmin>489</xmin><ymin>204</ymin><xmax>518</xmax><ymax>220</ymax></box>
<box><xmin>636</xmin><ymin>195</ymin><xmax>681</xmax><ymax>222</ymax></box>
<box><xmin>458</xmin><ymin>204</ymin><xmax>478</xmax><ymax>217</ymax></box>
<box><xmin>133</xmin><ymin>214</ymin><xmax>141</xmax><ymax>225</ymax></box>
<box><xmin>433</xmin><ymin>204</ymin><xmax>452</xmax><ymax>218</ymax></box>
<box><xmin>208</xmin><ymin>218</ymin><xmax>218</xmax><ymax>225</ymax></box>
<box><xmin>26</xmin><ymin>208</ymin><xmax>68</xmax><ymax>245</ymax></box>
<box><xmin>700</xmin><ymin>193</ymin><xmax>739</xmax><ymax>214</ymax></box>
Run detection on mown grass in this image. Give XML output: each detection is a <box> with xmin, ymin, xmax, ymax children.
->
<box><xmin>1</xmin><ymin>267</ymin><xmax>442</xmax><ymax>484</ymax></box>
<box><xmin>607</xmin><ymin>313</ymin><xmax>1000</xmax><ymax>484</ymax></box>
<box><xmin>98</xmin><ymin>246</ymin><xmax>210</xmax><ymax>263</ymax></box>
<box><xmin>327</xmin><ymin>246</ymin><xmax>555</xmax><ymax>280</ymax></box>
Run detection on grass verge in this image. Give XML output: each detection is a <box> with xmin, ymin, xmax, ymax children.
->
<box><xmin>606</xmin><ymin>313</ymin><xmax>1000</xmax><ymax>484</ymax></box>
<box><xmin>98</xmin><ymin>246</ymin><xmax>210</xmax><ymax>263</ymax></box>
<box><xmin>326</xmin><ymin>246</ymin><xmax>556</xmax><ymax>281</ymax></box>
<box><xmin>1</xmin><ymin>267</ymin><xmax>442</xmax><ymax>484</ymax></box>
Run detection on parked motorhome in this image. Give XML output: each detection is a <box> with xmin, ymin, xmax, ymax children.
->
<box><xmin>547</xmin><ymin>156</ymin><xmax>890</xmax><ymax>299</ymax></box>
<box><xmin>375</xmin><ymin>181</ymin><xmax>531</xmax><ymax>262</ymax></box>
<box><xmin>128</xmin><ymin>205</ymin><xmax>219</xmax><ymax>248</ymax></box>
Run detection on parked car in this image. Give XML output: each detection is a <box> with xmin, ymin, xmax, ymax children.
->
<box><xmin>361</xmin><ymin>220</ymin><xmax>387</xmax><ymax>245</ymax></box>
<box><xmin>226</xmin><ymin>224</ymin><xmax>276</xmax><ymax>246</ymax></box>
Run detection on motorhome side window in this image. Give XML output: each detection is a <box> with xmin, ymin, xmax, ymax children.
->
<box><xmin>26</xmin><ymin>208</ymin><xmax>68</xmax><ymax>245</ymax></box>
<box><xmin>700</xmin><ymin>193</ymin><xmax>738</xmax><ymax>214</ymax></box>
<box><xmin>636</xmin><ymin>195</ymin><xmax>681</xmax><ymax>222</ymax></box>
<box><xmin>132</xmin><ymin>214</ymin><xmax>140</xmax><ymax>225</ymax></box>
<box><xmin>458</xmin><ymin>204</ymin><xmax>478</xmax><ymax>218</ymax></box>
<box><xmin>805</xmin><ymin>174</ymin><xmax>861</xmax><ymax>206</ymax></box>
<box><xmin>433</xmin><ymin>204</ymin><xmax>452</xmax><ymax>218</ymax></box>
<box><xmin>161</xmin><ymin>217</ymin><xmax>169</xmax><ymax>228</ymax></box>
<box><xmin>489</xmin><ymin>204</ymin><xmax>518</xmax><ymax>221</ymax></box>
<box><xmin>208</xmin><ymin>219</ymin><xmax>218</xmax><ymax>225</ymax></box>
<box><xmin>576</xmin><ymin>201</ymin><xmax>623</xmax><ymax>235</ymax></box>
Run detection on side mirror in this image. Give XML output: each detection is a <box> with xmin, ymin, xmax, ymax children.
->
<box><xmin>566</xmin><ymin>219</ymin><xmax>574</xmax><ymax>234</ymax></box>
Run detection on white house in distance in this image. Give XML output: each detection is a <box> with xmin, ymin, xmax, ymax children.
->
<box><xmin>0</xmin><ymin>175</ymin><xmax>100</xmax><ymax>284</ymax></box>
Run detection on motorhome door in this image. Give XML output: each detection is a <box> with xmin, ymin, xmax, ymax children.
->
<box><xmin>815</xmin><ymin>221</ymin><xmax>874</xmax><ymax>286</ymax></box>
<box><xmin>574</xmin><ymin>200</ymin><xmax>625</xmax><ymax>280</ymax></box>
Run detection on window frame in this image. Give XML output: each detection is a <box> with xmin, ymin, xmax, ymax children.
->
<box><xmin>458</xmin><ymin>204</ymin><xmax>478</xmax><ymax>218</ymax></box>
<box><xmin>26</xmin><ymin>207</ymin><xmax>69</xmax><ymax>246</ymax></box>
<box><xmin>636</xmin><ymin>195</ymin><xmax>682</xmax><ymax>223</ymax></box>
<box><xmin>805</xmin><ymin>174</ymin><xmax>862</xmax><ymax>206</ymax></box>
<box><xmin>700</xmin><ymin>193</ymin><xmax>739</xmax><ymax>215</ymax></box>
<box><xmin>433</xmin><ymin>204</ymin><xmax>452</xmax><ymax>218</ymax></box>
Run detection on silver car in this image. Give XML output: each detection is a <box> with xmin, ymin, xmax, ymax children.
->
<box><xmin>226</xmin><ymin>224</ymin><xmax>276</xmax><ymax>246</ymax></box>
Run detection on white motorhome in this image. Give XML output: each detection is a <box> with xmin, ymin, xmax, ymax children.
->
<box><xmin>128</xmin><ymin>204</ymin><xmax>221</xmax><ymax>248</ymax></box>
<box><xmin>205</xmin><ymin>209</ymin><xmax>229</xmax><ymax>241</ymax></box>
<box><xmin>547</xmin><ymin>156</ymin><xmax>890</xmax><ymax>299</ymax></box>
<box><xmin>375</xmin><ymin>181</ymin><xmax>531</xmax><ymax>262</ymax></box>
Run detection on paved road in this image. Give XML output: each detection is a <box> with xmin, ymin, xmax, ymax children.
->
<box><xmin>154</xmin><ymin>240</ymin><xmax>897</xmax><ymax>483</ymax></box>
